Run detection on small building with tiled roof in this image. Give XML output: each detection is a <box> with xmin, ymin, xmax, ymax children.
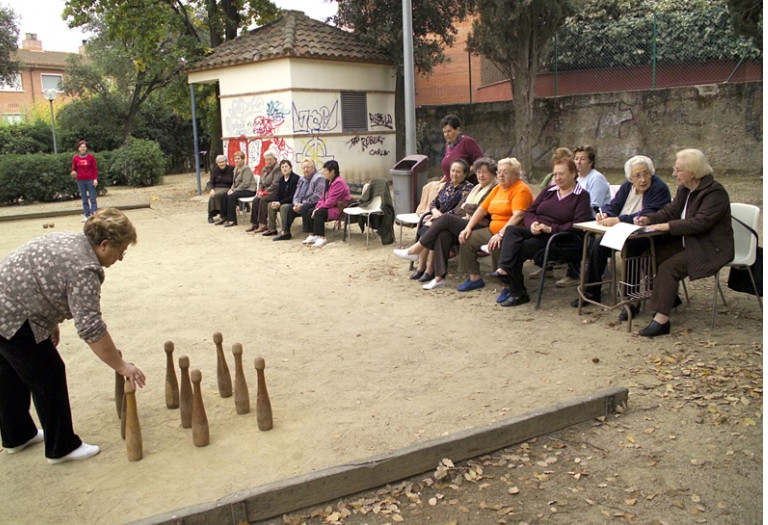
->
<box><xmin>0</xmin><ymin>34</ymin><xmax>78</xmax><ymax>123</ymax></box>
<box><xmin>187</xmin><ymin>10</ymin><xmax>396</xmax><ymax>182</ymax></box>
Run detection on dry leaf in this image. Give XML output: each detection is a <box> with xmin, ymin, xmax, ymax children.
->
<box><xmin>508</xmin><ymin>486</ymin><xmax>520</xmax><ymax>495</ymax></box>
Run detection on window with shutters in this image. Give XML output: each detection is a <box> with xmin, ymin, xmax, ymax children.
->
<box><xmin>340</xmin><ymin>91</ymin><xmax>368</xmax><ymax>133</ymax></box>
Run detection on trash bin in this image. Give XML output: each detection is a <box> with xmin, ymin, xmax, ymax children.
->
<box><xmin>390</xmin><ymin>154</ymin><xmax>429</xmax><ymax>216</ymax></box>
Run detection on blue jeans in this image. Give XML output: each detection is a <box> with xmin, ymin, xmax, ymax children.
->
<box><xmin>77</xmin><ymin>179</ymin><xmax>98</xmax><ymax>217</ymax></box>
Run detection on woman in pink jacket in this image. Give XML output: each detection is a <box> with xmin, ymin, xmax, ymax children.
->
<box><xmin>71</xmin><ymin>140</ymin><xmax>98</xmax><ymax>222</ymax></box>
<box><xmin>304</xmin><ymin>160</ymin><xmax>351</xmax><ymax>248</ymax></box>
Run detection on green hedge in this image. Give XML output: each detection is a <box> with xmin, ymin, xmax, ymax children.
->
<box><xmin>110</xmin><ymin>137</ymin><xmax>166</xmax><ymax>187</ymax></box>
<box><xmin>0</xmin><ymin>138</ymin><xmax>165</xmax><ymax>205</ymax></box>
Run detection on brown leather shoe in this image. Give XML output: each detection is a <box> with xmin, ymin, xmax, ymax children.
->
<box><xmin>245</xmin><ymin>224</ymin><xmax>259</xmax><ymax>233</ymax></box>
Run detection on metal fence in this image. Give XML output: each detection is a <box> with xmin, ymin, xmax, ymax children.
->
<box><xmin>539</xmin><ymin>7</ymin><xmax>761</xmax><ymax>97</ymax></box>
<box><xmin>475</xmin><ymin>7</ymin><xmax>762</xmax><ymax>101</ymax></box>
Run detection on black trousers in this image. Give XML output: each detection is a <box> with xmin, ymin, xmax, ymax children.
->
<box><xmin>291</xmin><ymin>203</ymin><xmax>316</xmax><ymax>233</ymax></box>
<box><xmin>223</xmin><ymin>190</ymin><xmax>256</xmax><ymax>223</ymax></box>
<box><xmin>312</xmin><ymin>207</ymin><xmax>330</xmax><ymax>236</ymax></box>
<box><xmin>497</xmin><ymin>226</ymin><xmax>551</xmax><ymax>296</ymax></box>
<box><xmin>0</xmin><ymin>321</ymin><xmax>82</xmax><ymax>459</ymax></box>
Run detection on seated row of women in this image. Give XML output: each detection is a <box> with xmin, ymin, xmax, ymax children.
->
<box><xmin>395</xmin><ymin>148</ymin><xmax>735</xmax><ymax>339</ymax></box>
<box><xmin>206</xmin><ymin>154</ymin><xmax>351</xmax><ymax>249</ymax></box>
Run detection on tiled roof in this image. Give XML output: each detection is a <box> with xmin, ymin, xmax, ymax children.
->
<box><xmin>187</xmin><ymin>10</ymin><xmax>392</xmax><ymax>72</ymax></box>
<box><xmin>14</xmin><ymin>49</ymin><xmax>73</xmax><ymax>69</ymax></box>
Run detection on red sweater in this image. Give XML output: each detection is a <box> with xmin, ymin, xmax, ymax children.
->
<box><xmin>72</xmin><ymin>154</ymin><xmax>98</xmax><ymax>181</ymax></box>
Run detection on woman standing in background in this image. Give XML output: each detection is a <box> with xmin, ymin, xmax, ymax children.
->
<box><xmin>71</xmin><ymin>140</ymin><xmax>99</xmax><ymax>222</ymax></box>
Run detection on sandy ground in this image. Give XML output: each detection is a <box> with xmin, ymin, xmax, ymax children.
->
<box><xmin>0</xmin><ymin>173</ymin><xmax>762</xmax><ymax>525</ymax></box>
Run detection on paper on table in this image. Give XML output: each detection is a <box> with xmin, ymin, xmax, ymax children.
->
<box><xmin>599</xmin><ymin>222</ymin><xmax>645</xmax><ymax>250</ymax></box>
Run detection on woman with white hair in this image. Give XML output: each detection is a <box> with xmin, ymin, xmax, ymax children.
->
<box><xmin>574</xmin><ymin>155</ymin><xmax>671</xmax><ymax>319</ymax></box>
<box><xmin>206</xmin><ymin>154</ymin><xmax>234</xmax><ymax>223</ymax></box>
<box><xmin>634</xmin><ymin>149</ymin><xmax>734</xmax><ymax>337</ymax></box>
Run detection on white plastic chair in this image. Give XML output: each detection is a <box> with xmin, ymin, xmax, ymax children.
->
<box><xmin>709</xmin><ymin>203</ymin><xmax>762</xmax><ymax>328</ymax></box>
<box><xmin>343</xmin><ymin>196</ymin><xmax>383</xmax><ymax>248</ymax></box>
<box><xmin>395</xmin><ymin>212</ymin><xmax>420</xmax><ymax>247</ymax></box>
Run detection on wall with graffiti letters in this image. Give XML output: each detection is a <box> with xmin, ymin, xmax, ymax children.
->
<box><xmin>199</xmin><ymin>58</ymin><xmax>397</xmax><ymax>182</ymax></box>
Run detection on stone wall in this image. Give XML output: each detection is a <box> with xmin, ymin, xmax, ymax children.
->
<box><xmin>416</xmin><ymin>82</ymin><xmax>763</xmax><ymax>178</ymax></box>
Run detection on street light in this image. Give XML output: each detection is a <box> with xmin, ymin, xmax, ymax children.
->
<box><xmin>43</xmin><ymin>88</ymin><xmax>58</xmax><ymax>154</ymax></box>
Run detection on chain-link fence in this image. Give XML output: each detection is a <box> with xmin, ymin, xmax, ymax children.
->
<box><xmin>536</xmin><ymin>7</ymin><xmax>761</xmax><ymax>97</ymax></box>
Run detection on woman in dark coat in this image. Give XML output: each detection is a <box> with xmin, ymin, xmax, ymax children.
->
<box><xmin>635</xmin><ymin>149</ymin><xmax>734</xmax><ymax>337</ymax></box>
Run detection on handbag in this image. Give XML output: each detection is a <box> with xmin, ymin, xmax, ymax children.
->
<box><xmin>726</xmin><ymin>217</ymin><xmax>762</xmax><ymax>296</ymax></box>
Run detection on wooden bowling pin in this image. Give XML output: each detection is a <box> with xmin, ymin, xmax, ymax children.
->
<box><xmin>179</xmin><ymin>355</ymin><xmax>193</xmax><ymax>429</ymax></box>
<box><xmin>191</xmin><ymin>369</ymin><xmax>209</xmax><ymax>447</ymax></box>
<box><xmin>213</xmin><ymin>332</ymin><xmax>232</xmax><ymax>398</ymax></box>
<box><xmin>124</xmin><ymin>378</ymin><xmax>143</xmax><ymax>461</ymax></box>
<box><xmin>114</xmin><ymin>350</ymin><xmax>123</xmax><ymax>418</ymax></box>
<box><xmin>164</xmin><ymin>341</ymin><xmax>180</xmax><ymax>409</ymax></box>
<box><xmin>231</xmin><ymin>343</ymin><xmax>250</xmax><ymax>414</ymax></box>
<box><xmin>120</xmin><ymin>387</ymin><xmax>126</xmax><ymax>439</ymax></box>
<box><xmin>254</xmin><ymin>357</ymin><xmax>273</xmax><ymax>431</ymax></box>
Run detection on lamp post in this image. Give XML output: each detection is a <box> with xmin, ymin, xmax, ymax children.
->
<box><xmin>43</xmin><ymin>88</ymin><xmax>58</xmax><ymax>154</ymax></box>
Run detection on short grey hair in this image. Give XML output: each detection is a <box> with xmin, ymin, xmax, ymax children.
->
<box><xmin>215</xmin><ymin>154</ymin><xmax>227</xmax><ymax>163</ymax></box>
<box><xmin>624</xmin><ymin>156</ymin><xmax>655</xmax><ymax>180</ymax></box>
<box><xmin>263</xmin><ymin>151</ymin><xmax>277</xmax><ymax>160</ymax></box>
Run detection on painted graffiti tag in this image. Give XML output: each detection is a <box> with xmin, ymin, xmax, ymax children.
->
<box><xmin>252</xmin><ymin>100</ymin><xmax>289</xmax><ymax>137</ymax></box>
<box><xmin>346</xmin><ymin>135</ymin><xmax>390</xmax><ymax>156</ymax></box>
<box><xmin>292</xmin><ymin>101</ymin><xmax>339</xmax><ymax>134</ymax></box>
<box><xmin>369</xmin><ymin>112</ymin><xmax>393</xmax><ymax>130</ymax></box>
<box><xmin>347</xmin><ymin>135</ymin><xmax>385</xmax><ymax>150</ymax></box>
<box><xmin>296</xmin><ymin>135</ymin><xmax>335</xmax><ymax>165</ymax></box>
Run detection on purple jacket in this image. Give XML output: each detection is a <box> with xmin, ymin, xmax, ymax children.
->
<box><xmin>316</xmin><ymin>176</ymin><xmax>352</xmax><ymax>221</ymax></box>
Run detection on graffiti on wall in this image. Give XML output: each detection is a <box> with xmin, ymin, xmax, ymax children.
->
<box><xmin>225</xmin><ymin>97</ymin><xmax>266</xmax><ymax>137</ymax></box>
<box><xmin>223</xmin><ymin>98</ymin><xmax>295</xmax><ymax>174</ymax></box>
<box><xmin>346</xmin><ymin>135</ymin><xmax>390</xmax><ymax>156</ymax></box>
<box><xmin>295</xmin><ymin>135</ymin><xmax>335</xmax><ymax>166</ymax></box>
<box><xmin>292</xmin><ymin>101</ymin><xmax>339</xmax><ymax>134</ymax></box>
<box><xmin>369</xmin><ymin>112</ymin><xmax>393</xmax><ymax>130</ymax></box>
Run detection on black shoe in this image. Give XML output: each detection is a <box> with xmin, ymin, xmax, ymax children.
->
<box><xmin>273</xmin><ymin>233</ymin><xmax>292</xmax><ymax>241</ymax></box>
<box><xmin>262</xmin><ymin>230</ymin><xmax>278</xmax><ymax>237</ymax></box>
<box><xmin>618</xmin><ymin>303</ymin><xmax>639</xmax><ymax>322</ymax></box>
<box><xmin>499</xmin><ymin>294</ymin><xmax>531</xmax><ymax>307</ymax></box>
<box><xmin>214</xmin><ymin>219</ymin><xmax>226</xmax><ymax>225</ymax></box>
<box><xmin>208</xmin><ymin>216</ymin><xmax>215</xmax><ymax>224</ymax></box>
<box><xmin>485</xmin><ymin>270</ymin><xmax>506</xmax><ymax>281</ymax></box>
<box><xmin>224</xmin><ymin>222</ymin><xmax>237</xmax><ymax>228</ymax></box>
<box><xmin>418</xmin><ymin>272</ymin><xmax>434</xmax><ymax>283</ymax></box>
<box><xmin>638</xmin><ymin>320</ymin><xmax>670</xmax><ymax>337</ymax></box>
<box><xmin>410</xmin><ymin>269</ymin><xmax>425</xmax><ymax>280</ymax></box>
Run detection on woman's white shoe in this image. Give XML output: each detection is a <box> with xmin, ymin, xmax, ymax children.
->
<box><xmin>422</xmin><ymin>278</ymin><xmax>446</xmax><ymax>290</ymax></box>
<box><xmin>47</xmin><ymin>442</ymin><xmax>100</xmax><ymax>465</ymax></box>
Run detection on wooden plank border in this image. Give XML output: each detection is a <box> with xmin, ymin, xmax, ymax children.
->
<box><xmin>128</xmin><ymin>387</ymin><xmax>628</xmax><ymax>525</ymax></box>
<box><xmin>0</xmin><ymin>203</ymin><xmax>151</xmax><ymax>222</ymax></box>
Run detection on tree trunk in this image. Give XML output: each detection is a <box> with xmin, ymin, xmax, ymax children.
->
<box><xmin>209</xmin><ymin>83</ymin><xmax>224</xmax><ymax>169</ymax></box>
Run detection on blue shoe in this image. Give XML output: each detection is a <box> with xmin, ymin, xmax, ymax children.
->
<box><xmin>457</xmin><ymin>278</ymin><xmax>485</xmax><ymax>292</ymax></box>
<box><xmin>496</xmin><ymin>287</ymin><xmax>511</xmax><ymax>303</ymax></box>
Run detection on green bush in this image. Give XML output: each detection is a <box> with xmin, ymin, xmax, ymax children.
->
<box><xmin>110</xmin><ymin>137</ymin><xmax>166</xmax><ymax>187</ymax></box>
<box><xmin>0</xmin><ymin>121</ymin><xmax>55</xmax><ymax>154</ymax></box>
<box><xmin>0</xmin><ymin>153</ymin><xmax>78</xmax><ymax>204</ymax></box>
<box><xmin>0</xmin><ymin>144</ymin><xmax>160</xmax><ymax>205</ymax></box>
